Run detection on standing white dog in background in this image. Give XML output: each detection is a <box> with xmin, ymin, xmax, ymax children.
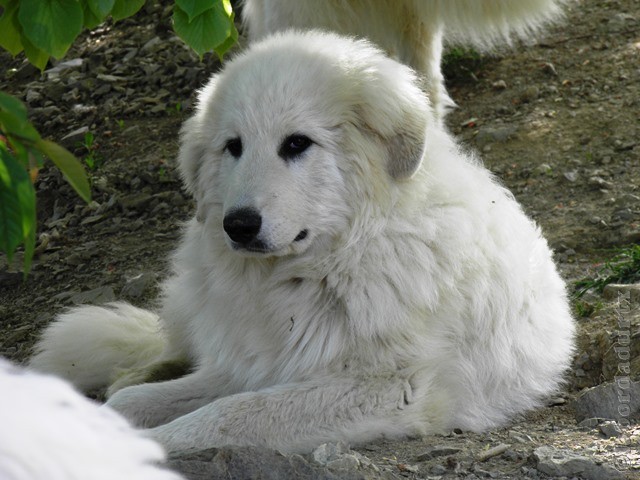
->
<box><xmin>243</xmin><ymin>0</ymin><xmax>567</xmax><ymax>120</ymax></box>
<box><xmin>31</xmin><ymin>30</ymin><xmax>575</xmax><ymax>454</ymax></box>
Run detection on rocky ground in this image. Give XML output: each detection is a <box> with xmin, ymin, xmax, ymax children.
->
<box><xmin>0</xmin><ymin>0</ymin><xmax>639</xmax><ymax>478</ymax></box>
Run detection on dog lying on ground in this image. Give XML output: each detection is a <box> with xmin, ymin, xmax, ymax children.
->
<box><xmin>30</xmin><ymin>30</ymin><xmax>575</xmax><ymax>454</ymax></box>
<box><xmin>242</xmin><ymin>0</ymin><xmax>567</xmax><ymax>121</ymax></box>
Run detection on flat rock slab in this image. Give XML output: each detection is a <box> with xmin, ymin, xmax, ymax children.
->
<box><xmin>573</xmin><ymin>380</ymin><xmax>640</xmax><ymax>424</ymax></box>
<box><xmin>533</xmin><ymin>446</ymin><xmax>624</xmax><ymax>480</ymax></box>
<box><xmin>167</xmin><ymin>446</ymin><xmax>398</xmax><ymax>480</ymax></box>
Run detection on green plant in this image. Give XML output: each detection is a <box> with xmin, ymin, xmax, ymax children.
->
<box><xmin>442</xmin><ymin>47</ymin><xmax>484</xmax><ymax>84</ymax></box>
<box><xmin>0</xmin><ymin>91</ymin><xmax>91</xmax><ymax>273</ymax></box>
<box><xmin>0</xmin><ymin>0</ymin><xmax>238</xmax><ymax>274</ymax></box>
<box><xmin>0</xmin><ymin>0</ymin><xmax>237</xmax><ymax>69</ymax></box>
<box><xmin>573</xmin><ymin>299</ymin><xmax>603</xmax><ymax>318</ymax></box>
<box><xmin>79</xmin><ymin>131</ymin><xmax>101</xmax><ymax>170</ymax></box>
<box><xmin>574</xmin><ymin>245</ymin><xmax>640</xmax><ymax>298</ymax></box>
<box><xmin>166</xmin><ymin>102</ymin><xmax>183</xmax><ymax>116</ymax></box>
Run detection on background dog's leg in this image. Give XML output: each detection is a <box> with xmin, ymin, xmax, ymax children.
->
<box><xmin>147</xmin><ymin>372</ymin><xmax>449</xmax><ymax>454</ymax></box>
<box><xmin>106</xmin><ymin>368</ymin><xmax>233</xmax><ymax>428</ymax></box>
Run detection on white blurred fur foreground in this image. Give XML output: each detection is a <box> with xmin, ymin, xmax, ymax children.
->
<box><xmin>0</xmin><ymin>358</ymin><xmax>182</xmax><ymax>480</ymax></box>
<box><xmin>243</xmin><ymin>0</ymin><xmax>567</xmax><ymax>120</ymax></box>
<box><xmin>31</xmin><ymin>31</ymin><xmax>575</xmax><ymax>454</ymax></box>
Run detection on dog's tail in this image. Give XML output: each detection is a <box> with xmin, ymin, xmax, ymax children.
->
<box><xmin>433</xmin><ymin>0</ymin><xmax>566</xmax><ymax>48</ymax></box>
<box><xmin>29</xmin><ymin>303</ymin><xmax>167</xmax><ymax>394</ymax></box>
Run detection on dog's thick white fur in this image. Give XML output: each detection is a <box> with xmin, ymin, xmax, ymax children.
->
<box><xmin>30</xmin><ymin>31</ymin><xmax>574</xmax><ymax>454</ymax></box>
<box><xmin>243</xmin><ymin>0</ymin><xmax>567</xmax><ymax>120</ymax></box>
<box><xmin>0</xmin><ymin>358</ymin><xmax>182</xmax><ymax>480</ymax></box>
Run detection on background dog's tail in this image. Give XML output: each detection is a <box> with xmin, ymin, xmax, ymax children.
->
<box><xmin>433</xmin><ymin>0</ymin><xmax>566</xmax><ymax>48</ymax></box>
<box><xmin>29</xmin><ymin>303</ymin><xmax>167</xmax><ymax>395</ymax></box>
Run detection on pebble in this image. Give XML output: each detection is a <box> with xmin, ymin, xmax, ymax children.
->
<box><xmin>415</xmin><ymin>446</ymin><xmax>461</xmax><ymax>461</ymax></box>
<box><xmin>475</xmin><ymin>126</ymin><xmax>518</xmax><ymax>146</ymax></box>
<box><xmin>69</xmin><ymin>286</ymin><xmax>116</xmax><ymax>305</ymax></box>
<box><xmin>520</xmin><ymin>85</ymin><xmax>540</xmax><ymax>103</ymax></box>
<box><xmin>45</xmin><ymin>58</ymin><xmax>83</xmax><ymax>77</ymax></box>
<box><xmin>599</xmin><ymin>420</ymin><xmax>623</xmax><ymax>438</ymax></box>
<box><xmin>602</xmin><ymin>283</ymin><xmax>640</xmax><ymax>302</ymax></box>
<box><xmin>577</xmin><ymin>417</ymin><xmax>606</xmax><ymax>429</ymax></box>
<box><xmin>535</xmin><ymin>163</ymin><xmax>553</xmax><ymax>175</ymax></box>
<box><xmin>492</xmin><ymin>79</ymin><xmax>507</xmax><ymax>90</ymax></box>
<box><xmin>587</xmin><ymin>176</ymin><xmax>614</xmax><ymax>189</ymax></box>
<box><xmin>120</xmin><ymin>272</ymin><xmax>157</xmax><ymax>299</ymax></box>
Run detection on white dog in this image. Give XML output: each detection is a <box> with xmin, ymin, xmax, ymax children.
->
<box><xmin>31</xmin><ymin>31</ymin><xmax>575</xmax><ymax>454</ymax></box>
<box><xmin>242</xmin><ymin>0</ymin><xmax>567</xmax><ymax>120</ymax></box>
<box><xmin>0</xmin><ymin>358</ymin><xmax>182</xmax><ymax>480</ymax></box>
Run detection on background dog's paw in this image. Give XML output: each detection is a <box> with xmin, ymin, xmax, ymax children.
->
<box><xmin>106</xmin><ymin>384</ymin><xmax>172</xmax><ymax>428</ymax></box>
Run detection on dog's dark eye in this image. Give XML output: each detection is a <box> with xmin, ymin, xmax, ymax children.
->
<box><xmin>279</xmin><ymin>134</ymin><xmax>313</xmax><ymax>160</ymax></box>
<box><xmin>225</xmin><ymin>138</ymin><xmax>243</xmax><ymax>158</ymax></box>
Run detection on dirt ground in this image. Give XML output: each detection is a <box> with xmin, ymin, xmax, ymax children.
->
<box><xmin>0</xmin><ymin>0</ymin><xmax>639</xmax><ymax>478</ymax></box>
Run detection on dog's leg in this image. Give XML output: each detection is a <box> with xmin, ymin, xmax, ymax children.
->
<box><xmin>106</xmin><ymin>368</ymin><xmax>233</xmax><ymax>428</ymax></box>
<box><xmin>145</xmin><ymin>372</ymin><xmax>449</xmax><ymax>453</ymax></box>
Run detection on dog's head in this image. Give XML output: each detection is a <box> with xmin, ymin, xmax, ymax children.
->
<box><xmin>179</xmin><ymin>30</ymin><xmax>432</xmax><ymax>257</ymax></box>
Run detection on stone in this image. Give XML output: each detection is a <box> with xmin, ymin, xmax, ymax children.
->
<box><xmin>61</xmin><ymin>126</ymin><xmax>90</xmax><ymax>145</ymax></box>
<box><xmin>166</xmin><ymin>446</ymin><xmax>396</xmax><ymax>480</ymax></box>
<box><xmin>599</xmin><ymin>420</ymin><xmax>623</xmax><ymax>438</ymax></box>
<box><xmin>573</xmin><ymin>380</ymin><xmax>640</xmax><ymax>424</ymax></box>
<box><xmin>520</xmin><ymin>85</ymin><xmax>540</xmax><ymax>103</ymax></box>
<box><xmin>533</xmin><ymin>446</ymin><xmax>624</xmax><ymax>480</ymax></box>
<box><xmin>415</xmin><ymin>445</ymin><xmax>461</xmax><ymax>461</ymax></box>
<box><xmin>602</xmin><ymin>283</ymin><xmax>640</xmax><ymax>302</ymax></box>
<box><xmin>69</xmin><ymin>286</ymin><xmax>116</xmax><ymax>305</ymax></box>
<box><xmin>475</xmin><ymin>126</ymin><xmax>518</xmax><ymax>146</ymax></box>
<box><xmin>492</xmin><ymin>79</ymin><xmax>507</xmax><ymax>90</ymax></box>
<box><xmin>121</xmin><ymin>272</ymin><xmax>157</xmax><ymax>299</ymax></box>
<box><xmin>577</xmin><ymin>417</ymin><xmax>606</xmax><ymax>429</ymax></box>
<box><xmin>45</xmin><ymin>58</ymin><xmax>84</xmax><ymax>77</ymax></box>
<box><xmin>312</xmin><ymin>442</ymin><xmax>350</xmax><ymax>465</ymax></box>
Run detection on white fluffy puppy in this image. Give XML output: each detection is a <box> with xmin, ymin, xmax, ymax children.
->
<box><xmin>243</xmin><ymin>0</ymin><xmax>567</xmax><ymax>120</ymax></box>
<box><xmin>31</xmin><ymin>31</ymin><xmax>574</xmax><ymax>454</ymax></box>
<box><xmin>0</xmin><ymin>358</ymin><xmax>182</xmax><ymax>480</ymax></box>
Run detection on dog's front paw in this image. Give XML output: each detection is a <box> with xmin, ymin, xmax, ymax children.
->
<box><xmin>106</xmin><ymin>384</ymin><xmax>171</xmax><ymax>428</ymax></box>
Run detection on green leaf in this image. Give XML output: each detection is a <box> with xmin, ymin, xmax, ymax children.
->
<box><xmin>86</xmin><ymin>0</ymin><xmax>115</xmax><ymax>19</ymax></box>
<box><xmin>22</xmin><ymin>209</ymin><xmax>36</xmax><ymax>275</ymax></box>
<box><xmin>173</xmin><ymin>2</ymin><xmax>236</xmax><ymax>58</ymax></box>
<box><xmin>18</xmin><ymin>0</ymin><xmax>83</xmax><ymax>59</ymax></box>
<box><xmin>0</xmin><ymin>0</ymin><xmax>24</xmax><ymax>56</ymax></box>
<box><xmin>0</xmin><ymin>92</ymin><xmax>41</xmax><ymax>142</ymax></box>
<box><xmin>175</xmin><ymin>0</ymin><xmax>215</xmax><ymax>22</ymax></box>
<box><xmin>0</xmin><ymin>147</ymin><xmax>36</xmax><ymax>265</ymax></box>
<box><xmin>82</xmin><ymin>3</ymin><xmax>103</xmax><ymax>29</ymax></box>
<box><xmin>111</xmin><ymin>0</ymin><xmax>145</xmax><ymax>21</ymax></box>
<box><xmin>21</xmin><ymin>33</ymin><xmax>50</xmax><ymax>71</ymax></box>
<box><xmin>0</xmin><ymin>90</ymin><xmax>28</xmax><ymax>121</ymax></box>
<box><xmin>36</xmin><ymin>139</ymin><xmax>91</xmax><ymax>203</ymax></box>
<box><xmin>214</xmin><ymin>12</ymin><xmax>237</xmax><ymax>59</ymax></box>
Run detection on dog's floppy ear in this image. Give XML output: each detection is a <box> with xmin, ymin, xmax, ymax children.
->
<box><xmin>177</xmin><ymin>75</ymin><xmax>220</xmax><ymax>196</ymax></box>
<box><xmin>357</xmin><ymin>56</ymin><xmax>432</xmax><ymax>180</ymax></box>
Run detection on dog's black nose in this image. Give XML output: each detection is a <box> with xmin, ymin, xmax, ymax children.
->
<box><xmin>223</xmin><ymin>208</ymin><xmax>262</xmax><ymax>245</ymax></box>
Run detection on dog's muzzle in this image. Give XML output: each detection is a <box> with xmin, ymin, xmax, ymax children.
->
<box><xmin>223</xmin><ymin>208</ymin><xmax>308</xmax><ymax>252</ymax></box>
<box><xmin>223</xmin><ymin>207</ymin><xmax>263</xmax><ymax>248</ymax></box>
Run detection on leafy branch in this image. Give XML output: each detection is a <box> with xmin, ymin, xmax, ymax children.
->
<box><xmin>0</xmin><ymin>0</ymin><xmax>238</xmax><ymax>274</ymax></box>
